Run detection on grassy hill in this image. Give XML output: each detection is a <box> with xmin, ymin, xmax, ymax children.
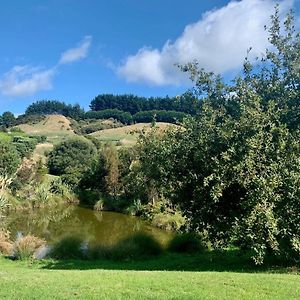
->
<box><xmin>17</xmin><ymin>115</ymin><xmax>75</xmax><ymax>144</ymax></box>
<box><xmin>15</xmin><ymin>115</ymin><xmax>176</xmax><ymax>147</ymax></box>
<box><xmin>89</xmin><ymin>122</ymin><xmax>176</xmax><ymax>146</ymax></box>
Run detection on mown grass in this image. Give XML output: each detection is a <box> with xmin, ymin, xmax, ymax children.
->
<box><xmin>0</xmin><ymin>251</ymin><xmax>299</xmax><ymax>299</ymax></box>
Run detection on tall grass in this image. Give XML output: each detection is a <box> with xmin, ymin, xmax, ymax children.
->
<box><xmin>13</xmin><ymin>235</ymin><xmax>46</xmax><ymax>260</ymax></box>
<box><xmin>0</xmin><ymin>230</ymin><xmax>13</xmax><ymax>256</ymax></box>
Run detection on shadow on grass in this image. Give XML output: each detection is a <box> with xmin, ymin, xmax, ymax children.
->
<box><xmin>41</xmin><ymin>250</ymin><xmax>298</xmax><ymax>273</ymax></box>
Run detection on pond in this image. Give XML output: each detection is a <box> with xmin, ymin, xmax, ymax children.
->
<box><xmin>2</xmin><ymin>204</ymin><xmax>173</xmax><ymax>247</ymax></box>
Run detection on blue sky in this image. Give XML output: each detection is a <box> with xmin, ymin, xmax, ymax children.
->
<box><xmin>0</xmin><ymin>0</ymin><xmax>299</xmax><ymax>114</ymax></box>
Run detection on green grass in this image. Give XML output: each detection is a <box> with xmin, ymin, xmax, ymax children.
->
<box><xmin>0</xmin><ymin>131</ymin><xmax>27</xmax><ymax>142</ymax></box>
<box><xmin>89</xmin><ymin>122</ymin><xmax>175</xmax><ymax>146</ymax></box>
<box><xmin>0</xmin><ymin>252</ymin><xmax>299</xmax><ymax>299</ymax></box>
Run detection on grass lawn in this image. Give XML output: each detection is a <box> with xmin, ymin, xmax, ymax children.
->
<box><xmin>0</xmin><ymin>252</ymin><xmax>299</xmax><ymax>299</ymax></box>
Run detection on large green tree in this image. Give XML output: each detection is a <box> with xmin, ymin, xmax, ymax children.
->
<box><xmin>48</xmin><ymin>137</ymin><xmax>97</xmax><ymax>186</ymax></box>
<box><xmin>135</xmin><ymin>8</ymin><xmax>300</xmax><ymax>264</ymax></box>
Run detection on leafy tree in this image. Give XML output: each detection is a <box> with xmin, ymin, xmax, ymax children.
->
<box><xmin>135</xmin><ymin>8</ymin><xmax>300</xmax><ymax>264</ymax></box>
<box><xmin>89</xmin><ymin>93</ymin><xmax>201</xmax><ymax>115</ymax></box>
<box><xmin>85</xmin><ymin>109</ymin><xmax>133</xmax><ymax>124</ymax></box>
<box><xmin>133</xmin><ymin>110</ymin><xmax>187</xmax><ymax>123</ymax></box>
<box><xmin>48</xmin><ymin>137</ymin><xmax>97</xmax><ymax>186</ymax></box>
<box><xmin>1</xmin><ymin>112</ymin><xmax>15</xmax><ymax>128</ymax></box>
<box><xmin>0</xmin><ymin>140</ymin><xmax>21</xmax><ymax>176</ymax></box>
<box><xmin>25</xmin><ymin>100</ymin><xmax>85</xmax><ymax>120</ymax></box>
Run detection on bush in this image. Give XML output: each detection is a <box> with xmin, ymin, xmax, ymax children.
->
<box><xmin>48</xmin><ymin>136</ymin><xmax>97</xmax><ymax>186</ymax></box>
<box><xmin>168</xmin><ymin>234</ymin><xmax>207</xmax><ymax>253</ymax></box>
<box><xmin>0</xmin><ymin>230</ymin><xmax>13</xmax><ymax>256</ymax></box>
<box><xmin>0</xmin><ymin>140</ymin><xmax>21</xmax><ymax>176</ymax></box>
<box><xmin>133</xmin><ymin>110</ymin><xmax>187</xmax><ymax>124</ymax></box>
<box><xmin>152</xmin><ymin>212</ymin><xmax>186</xmax><ymax>231</ymax></box>
<box><xmin>50</xmin><ymin>236</ymin><xmax>85</xmax><ymax>259</ymax></box>
<box><xmin>93</xmin><ymin>199</ymin><xmax>104</xmax><ymax>211</ymax></box>
<box><xmin>89</xmin><ymin>233</ymin><xmax>163</xmax><ymax>260</ymax></box>
<box><xmin>112</xmin><ymin>233</ymin><xmax>163</xmax><ymax>259</ymax></box>
<box><xmin>85</xmin><ymin>109</ymin><xmax>133</xmax><ymax>124</ymax></box>
<box><xmin>12</xmin><ymin>136</ymin><xmax>37</xmax><ymax>158</ymax></box>
<box><xmin>13</xmin><ymin>235</ymin><xmax>46</xmax><ymax>260</ymax></box>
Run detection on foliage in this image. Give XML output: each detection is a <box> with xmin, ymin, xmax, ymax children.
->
<box><xmin>133</xmin><ymin>110</ymin><xmax>187</xmax><ymax>123</ymax></box>
<box><xmin>90</xmin><ymin>93</ymin><xmax>201</xmax><ymax>115</ymax></box>
<box><xmin>134</xmin><ymin>9</ymin><xmax>300</xmax><ymax>264</ymax></box>
<box><xmin>12</xmin><ymin>136</ymin><xmax>37</xmax><ymax>158</ymax></box>
<box><xmin>0</xmin><ymin>230</ymin><xmax>13</xmax><ymax>256</ymax></box>
<box><xmin>90</xmin><ymin>233</ymin><xmax>163</xmax><ymax>260</ymax></box>
<box><xmin>78</xmin><ymin>119</ymin><xmax>123</xmax><ymax>134</ymax></box>
<box><xmin>50</xmin><ymin>178</ymin><xmax>76</xmax><ymax>203</ymax></box>
<box><xmin>93</xmin><ymin>199</ymin><xmax>105</xmax><ymax>211</ymax></box>
<box><xmin>48</xmin><ymin>136</ymin><xmax>97</xmax><ymax>186</ymax></box>
<box><xmin>0</xmin><ymin>111</ymin><xmax>16</xmax><ymax>128</ymax></box>
<box><xmin>168</xmin><ymin>233</ymin><xmax>207</xmax><ymax>253</ymax></box>
<box><xmin>152</xmin><ymin>211</ymin><xmax>186</xmax><ymax>231</ymax></box>
<box><xmin>0</xmin><ymin>140</ymin><xmax>21</xmax><ymax>176</ymax></box>
<box><xmin>13</xmin><ymin>235</ymin><xmax>46</xmax><ymax>260</ymax></box>
<box><xmin>85</xmin><ymin>109</ymin><xmax>133</xmax><ymax>124</ymax></box>
<box><xmin>25</xmin><ymin>100</ymin><xmax>84</xmax><ymax>120</ymax></box>
<box><xmin>113</xmin><ymin>233</ymin><xmax>163</xmax><ymax>259</ymax></box>
<box><xmin>49</xmin><ymin>236</ymin><xmax>85</xmax><ymax>259</ymax></box>
<box><xmin>15</xmin><ymin>114</ymin><xmax>45</xmax><ymax>126</ymax></box>
<box><xmin>80</xmin><ymin>144</ymin><xmax>121</xmax><ymax>197</ymax></box>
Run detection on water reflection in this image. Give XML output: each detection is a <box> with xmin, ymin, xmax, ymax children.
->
<box><xmin>4</xmin><ymin>205</ymin><xmax>173</xmax><ymax>247</ymax></box>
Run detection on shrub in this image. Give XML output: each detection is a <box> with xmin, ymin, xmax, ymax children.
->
<box><xmin>87</xmin><ymin>244</ymin><xmax>111</xmax><ymax>260</ymax></box>
<box><xmin>0</xmin><ymin>230</ymin><xmax>13</xmax><ymax>256</ymax></box>
<box><xmin>13</xmin><ymin>235</ymin><xmax>46</xmax><ymax>260</ymax></box>
<box><xmin>12</xmin><ymin>136</ymin><xmax>37</xmax><ymax>158</ymax></box>
<box><xmin>50</xmin><ymin>236</ymin><xmax>85</xmax><ymax>259</ymax></box>
<box><xmin>48</xmin><ymin>136</ymin><xmax>97</xmax><ymax>187</ymax></box>
<box><xmin>168</xmin><ymin>233</ymin><xmax>207</xmax><ymax>253</ymax></box>
<box><xmin>0</xmin><ymin>140</ymin><xmax>21</xmax><ymax>176</ymax></box>
<box><xmin>93</xmin><ymin>199</ymin><xmax>104</xmax><ymax>211</ymax></box>
<box><xmin>112</xmin><ymin>233</ymin><xmax>163</xmax><ymax>259</ymax></box>
<box><xmin>152</xmin><ymin>212</ymin><xmax>186</xmax><ymax>231</ymax></box>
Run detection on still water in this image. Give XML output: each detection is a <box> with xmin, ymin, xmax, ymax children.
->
<box><xmin>3</xmin><ymin>204</ymin><xmax>173</xmax><ymax>246</ymax></box>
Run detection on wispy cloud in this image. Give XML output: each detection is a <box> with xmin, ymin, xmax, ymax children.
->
<box><xmin>59</xmin><ymin>36</ymin><xmax>92</xmax><ymax>64</ymax></box>
<box><xmin>0</xmin><ymin>65</ymin><xmax>56</xmax><ymax>97</ymax></box>
<box><xmin>0</xmin><ymin>36</ymin><xmax>92</xmax><ymax>97</ymax></box>
<box><xmin>118</xmin><ymin>0</ymin><xmax>294</xmax><ymax>85</ymax></box>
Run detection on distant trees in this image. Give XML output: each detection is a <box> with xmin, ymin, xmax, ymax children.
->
<box><xmin>22</xmin><ymin>95</ymin><xmax>195</xmax><ymax>125</ymax></box>
<box><xmin>85</xmin><ymin>109</ymin><xmax>133</xmax><ymax>124</ymax></box>
<box><xmin>0</xmin><ymin>112</ymin><xmax>15</xmax><ymax>129</ymax></box>
<box><xmin>89</xmin><ymin>93</ymin><xmax>201</xmax><ymax>116</ymax></box>
<box><xmin>25</xmin><ymin>100</ymin><xmax>84</xmax><ymax>120</ymax></box>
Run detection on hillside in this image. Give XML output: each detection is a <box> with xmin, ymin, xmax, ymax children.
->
<box><xmin>17</xmin><ymin>115</ymin><xmax>75</xmax><ymax>144</ymax></box>
<box><xmin>89</xmin><ymin>122</ymin><xmax>176</xmax><ymax>145</ymax></box>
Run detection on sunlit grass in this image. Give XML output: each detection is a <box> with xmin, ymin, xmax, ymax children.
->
<box><xmin>0</xmin><ymin>253</ymin><xmax>299</xmax><ymax>300</ymax></box>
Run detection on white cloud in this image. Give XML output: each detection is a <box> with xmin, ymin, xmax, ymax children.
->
<box><xmin>0</xmin><ymin>36</ymin><xmax>92</xmax><ymax>97</ymax></box>
<box><xmin>0</xmin><ymin>65</ymin><xmax>56</xmax><ymax>97</ymax></box>
<box><xmin>59</xmin><ymin>36</ymin><xmax>92</xmax><ymax>64</ymax></box>
<box><xmin>118</xmin><ymin>0</ymin><xmax>294</xmax><ymax>85</ymax></box>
